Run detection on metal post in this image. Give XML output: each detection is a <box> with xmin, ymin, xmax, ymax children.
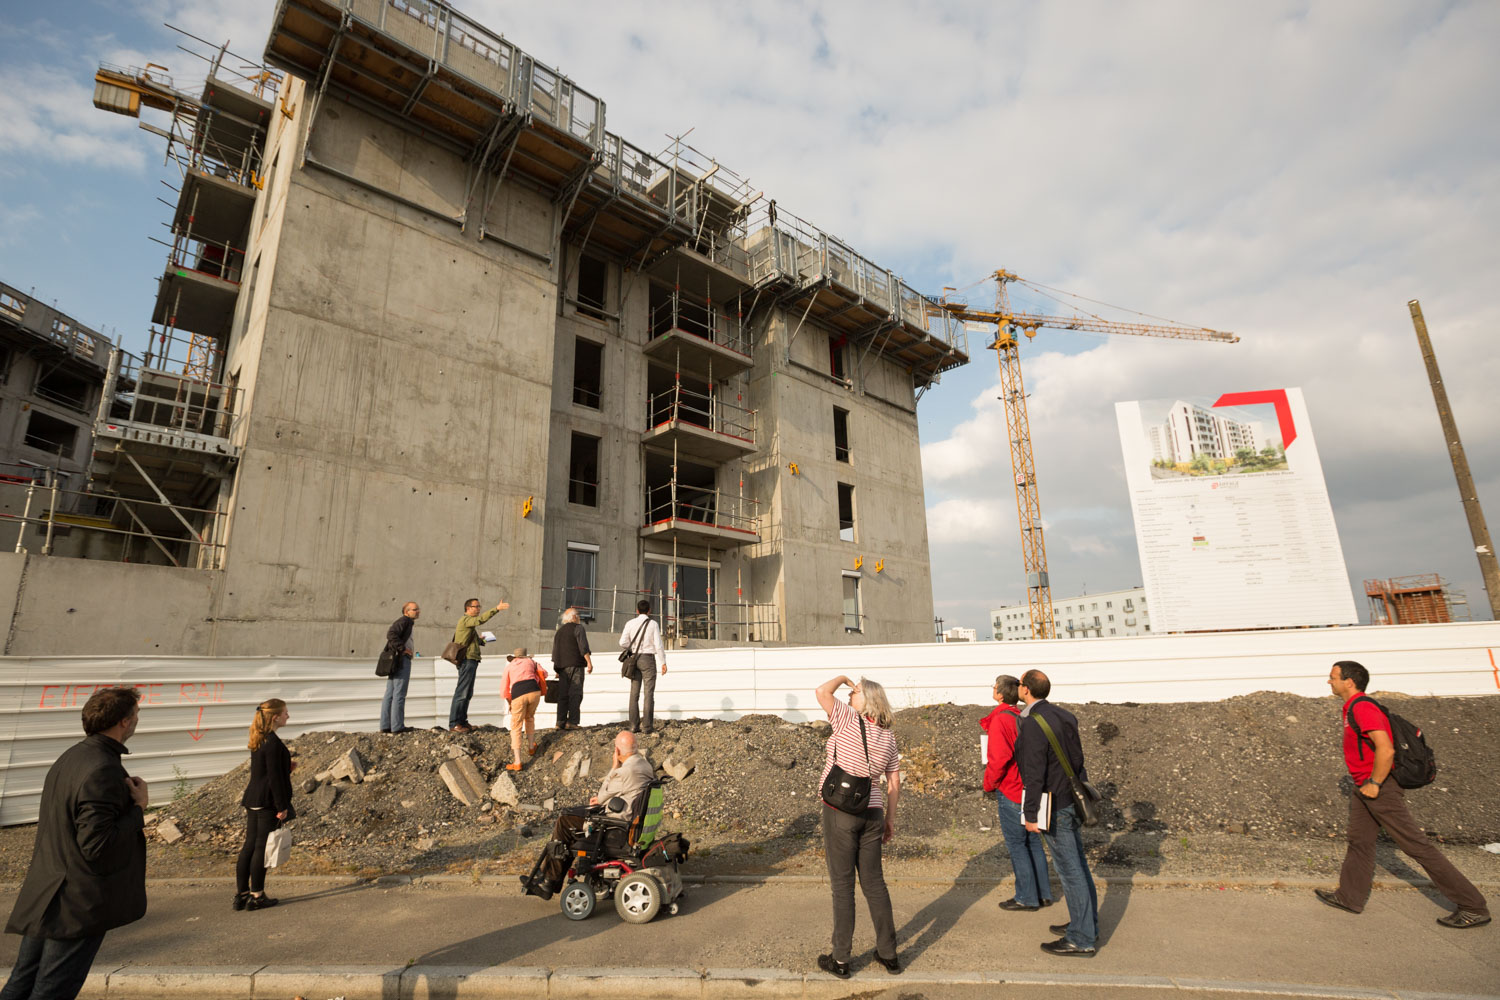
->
<box><xmin>41</xmin><ymin>473</ymin><xmax>59</xmax><ymax>556</ymax></box>
<box><xmin>610</xmin><ymin>585</ymin><xmax>618</xmax><ymax>632</ymax></box>
<box><xmin>15</xmin><ymin>482</ymin><xmax>35</xmax><ymax>553</ymax></box>
<box><xmin>1409</xmin><ymin>300</ymin><xmax>1500</xmax><ymax>618</ymax></box>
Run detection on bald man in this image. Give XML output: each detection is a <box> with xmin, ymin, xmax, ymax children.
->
<box><xmin>524</xmin><ymin>731</ymin><xmax>657</xmax><ymax>899</ymax></box>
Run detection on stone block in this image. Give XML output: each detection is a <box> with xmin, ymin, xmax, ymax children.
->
<box><xmin>312</xmin><ymin>783</ymin><xmax>341</xmax><ymax>814</ymax></box>
<box><xmin>490</xmin><ymin>771</ymin><xmax>519</xmax><ymax>805</ymax></box>
<box><xmin>299</xmin><ymin>777</ymin><xmax>319</xmax><ymax>794</ymax></box>
<box><xmin>439</xmin><ymin>755</ymin><xmax>486</xmax><ymax>806</ymax></box>
<box><xmin>446</xmin><ymin>745</ymin><xmax>470</xmax><ymax>759</ymax></box>
<box><xmin>156</xmin><ymin>819</ymin><xmax>183</xmax><ymax>844</ymax></box>
<box><xmin>663</xmin><ymin>756</ymin><xmax>697</xmax><ymax>782</ymax></box>
<box><xmin>578</xmin><ymin>754</ymin><xmax>592</xmax><ymax>779</ymax></box>
<box><xmin>542</xmin><ymin>797</ymin><xmax>556</xmax><ymax>811</ymax></box>
<box><xmin>561</xmin><ymin>749</ymin><xmax>584</xmax><ymax>786</ymax></box>
<box><xmin>328</xmin><ymin>747</ymin><xmax>367</xmax><ymax>783</ymax></box>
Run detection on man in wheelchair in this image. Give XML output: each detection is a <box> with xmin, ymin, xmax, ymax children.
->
<box><xmin>521</xmin><ymin>731</ymin><xmax>690</xmax><ymax>921</ymax></box>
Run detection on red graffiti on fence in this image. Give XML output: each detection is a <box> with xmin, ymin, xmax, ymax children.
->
<box><xmin>37</xmin><ymin>681</ymin><xmax>227</xmax><ymax>710</ymax></box>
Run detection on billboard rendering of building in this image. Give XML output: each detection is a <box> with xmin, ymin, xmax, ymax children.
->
<box><xmin>1115</xmin><ymin>388</ymin><xmax>1358</xmax><ymax>632</ymax></box>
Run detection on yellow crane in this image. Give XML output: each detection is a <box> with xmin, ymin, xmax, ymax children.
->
<box><xmin>939</xmin><ymin>270</ymin><xmax>1238</xmax><ymax>639</ymax></box>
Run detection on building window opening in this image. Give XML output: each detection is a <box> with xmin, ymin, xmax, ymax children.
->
<box><xmin>572</xmin><ymin>338</ymin><xmax>603</xmax><ymax>409</ymax></box>
<box><xmin>565</xmin><ymin>543</ymin><xmax>598</xmax><ymax>620</ymax></box>
<box><xmin>829</xmin><ymin>334</ymin><xmax>847</xmax><ymax>381</ymax></box>
<box><xmin>643</xmin><ymin>451</ymin><xmax>720</xmax><ymax>527</ymax></box>
<box><xmin>34</xmin><ymin>369</ymin><xmax>92</xmax><ymax>411</ymax></box>
<box><xmin>842</xmin><ymin>573</ymin><xmax>862</xmax><ymax>632</ymax></box>
<box><xmin>568</xmin><ymin>432</ymin><xmax>599</xmax><ymax>507</ymax></box>
<box><xmin>24</xmin><ymin>411</ymin><xmax>79</xmax><ymax>456</ymax></box>
<box><xmin>837</xmin><ymin>482</ymin><xmax>855</xmax><ymax>542</ymax></box>
<box><xmin>576</xmin><ymin>253</ymin><xmax>607</xmax><ymax>320</ymax></box>
<box><xmin>833</xmin><ymin>406</ymin><xmax>851</xmax><ymax>463</ymax></box>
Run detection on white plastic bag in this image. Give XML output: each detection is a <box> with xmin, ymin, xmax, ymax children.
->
<box><xmin>264</xmin><ymin>827</ymin><xmax>293</xmax><ymax>868</ymax></box>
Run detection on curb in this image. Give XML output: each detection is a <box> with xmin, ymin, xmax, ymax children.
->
<box><xmin>11</xmin><ymin>964</ymin><xmax>1496</xmax><ymax>999</ymax></box>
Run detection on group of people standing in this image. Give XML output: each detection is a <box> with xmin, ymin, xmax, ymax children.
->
<box><xmin>376</xmin><ymin>599</ymin><xmax>668</xmax><ymax>760</ymax></box>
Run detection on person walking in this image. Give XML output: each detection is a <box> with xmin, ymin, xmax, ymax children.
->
<box><xmin>618</xmin><ymin>599</ymin><xmax>666</xmax><ymax>735</ymax></box>
<box><xmin>982</xmin><ymin>674</ymin><xmax>1052</xmax><ymax>912</ymax></box>
<box><xmin>502</xmin><ymin>648</ymin><xmax>546</xmax><ymax>771</ymax></box>
<box><xmin>380</xmin><ymin>601</ymin><xmax>419</xmax><ymax>734</ymax></box>
<box><xmin>1315</xmin><ymin>660</ymin><xmax>1489</xmax><ymax>928</ymax></box>
<box><xmin>236</xmin><ymin>699</ymin><xmax>294</xmax><ymax>912</ymax></box>
<box><xmin>2</xmin><ymin>687</ymin><xmax>148</xmax><ymax>1000</ymax></box>
<box><xmin>813</xmin><ymin>674</ymin><xmax>902</xmax><ymax>979</ymax></box>
<box><xmin>551</xmin><ymin>608</ymin><xmax>593</xmax><ymax>730</ymax></box>
<box><xmin>450</xmin><ymin>597</ymin><xmax>508</xmax><ymax>732</ymax></box>
<box><xmin>1017</xmin><ymin>669</ymin><xmax>1099</xmax><ymax>957</ymax></box>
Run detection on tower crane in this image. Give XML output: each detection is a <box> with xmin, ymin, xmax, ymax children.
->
<box><xmin>938</xmin><ymin>270</ymin><xmax>1238</xmax><ymax>639</ymax></box>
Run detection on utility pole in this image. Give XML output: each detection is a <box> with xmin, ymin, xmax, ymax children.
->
<box><xmin>1408</xmin><ymin>300</ymin><xmax>1500</xmax><ymax>619</ymax></box>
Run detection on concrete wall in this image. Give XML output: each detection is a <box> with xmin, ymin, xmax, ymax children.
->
<box><xmin>0</xmin><ymin>551</ymin><xmax>216</xmax><ymax>655</ymax></box>
<box><xmin>210</xmin><ymin>80</ymin><xmax>558</xmax><ymax>658</ymax></box>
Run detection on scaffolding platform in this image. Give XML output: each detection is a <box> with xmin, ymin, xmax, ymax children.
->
<box><xmin>172</xmin><ymin>169</ymin><xmax>258</xmax><ymax>248</ymax></box>
<box><xmin>152</xmin><ymin>266</ymin><xmax>240</xmax><ymax>340</ymax></box>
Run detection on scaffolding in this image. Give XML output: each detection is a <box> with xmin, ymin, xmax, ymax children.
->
<box><xmin>1364</xmin><ymin>574</ymin><xmax>1457</xmax><ymax>626</ymax></box>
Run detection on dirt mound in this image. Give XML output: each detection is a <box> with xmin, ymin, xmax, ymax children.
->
<box><xmin>142</xmin><ymin>692</ymin><xmax>1500</xmax><ymax>876</ymax></box>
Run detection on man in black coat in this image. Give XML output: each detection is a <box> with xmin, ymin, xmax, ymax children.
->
<box><xmin>381</xmin><ymin>601</ymin><xmax>420</xmax><ymax>733</ymax></box>
<box><xmin>551</xmin><ymin>607</ymin><xmax>593</xmax><ymax>729</ymax></box>
<box><xmin>1017</xmin><ymin>669</ymin><xmax>1098</xmax><ymax>957</ymax></box>
<box><xmin>2</xmin><ymin>686</ymin><xmax>148</xmax><ymax>1000</ymax></box>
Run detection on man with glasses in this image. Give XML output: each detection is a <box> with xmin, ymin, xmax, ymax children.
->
<box><xmin>450</xmin><ymin>597</ymin><xmax>508</xmax><ymax>732</ymax></box>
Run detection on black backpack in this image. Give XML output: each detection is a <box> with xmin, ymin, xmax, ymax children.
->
<box><xmin>1346</xmin><ymin>695</ymin><xmax>1437</xmax><ymax>789</ymax></box>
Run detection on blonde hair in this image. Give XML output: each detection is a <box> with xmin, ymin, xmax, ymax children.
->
<box><xmin>857</xmin><ymin>678</ymin><xmax>894</xmax><ymax>729</ymax></box>
<box><xmin>248</xmin><ymin>698</ymin><xmax>286</xmax><ymax>751</ymax></box>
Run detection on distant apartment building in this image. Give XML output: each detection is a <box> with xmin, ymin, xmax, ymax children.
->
<box><xmin>940</xmin><ymin>626</ymin><xmax>977</xmax><ymax>643</ymax></box>
<box><xmin>1151</xmin><ymin>400</ymin><xmax>1265</xmax><ymax>465</ymax></box>
<box><xmin>992</xmin><ymin>586</ymin><xmax>1151</xmax><ymax>640</ymax></box>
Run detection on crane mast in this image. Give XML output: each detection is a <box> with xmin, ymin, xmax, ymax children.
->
<box><xmin>941</xmin><ymin>271</ymin><xmax>1237</xmax><ymax>639</ymax></box>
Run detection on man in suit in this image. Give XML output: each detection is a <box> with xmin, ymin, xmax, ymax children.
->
<box><xmin>1018</xmin><ymin>669</ymin><xmax>1098</xmax><ymax>957</ymax></box>
<box><xmin>2</xmin><ymin>686</ymin><xmax>149</xmax><ymax>1000</ymax></box>
<box><xmin>381</xmin><ymin>601</ymin><xmax>420</xmax><ymax>733</ymax></box>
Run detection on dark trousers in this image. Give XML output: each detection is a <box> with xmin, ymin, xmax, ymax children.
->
<box><xmin>555</xmin><ymin>666</ymin><xmax>585</xmax><ymax>727</ymax></box>
<box><xmin>235</xmin><ymin>808</ymin><xmax>281</xmax><ymax>894</ymax></box>
<box><xmin>821</xmin><ymin>805</ymin><xmax>897</xmax><ymax>964</ymax></box>
<box><xmin>0</xmin><ymin>933</ymin><xmax>105</xmax><ymax>1000</ymax></box>
<box><xmin>1336</xmin><ymin>785</ymin><xmax>1488</xmax><ymax>914</ymax></box>
<box><xmin>542</xmin><ymin>809</ymin><xmax>590</xmax><ymax>887</ymax></box>
<box><xmin>449</xmin><ymin>658</ymin><xmax>479</xmax><ymax>728</ymax></box>
<box><xmin>628</xmin><ymin>655</ymin><xmax>656</xmax><ymax>732</ymax></box>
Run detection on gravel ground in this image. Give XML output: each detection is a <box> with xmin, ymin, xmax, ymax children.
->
<box><xmin>1</xmin><ymin>692</ymin><xmax>1496</xmax><ymax>885</ymax></box>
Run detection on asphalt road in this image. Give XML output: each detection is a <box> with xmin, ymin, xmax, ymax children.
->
<box><xmin>0</xmin><ymin>876</ymin><xmax>1495</xmax><ymax>998</ymax></box>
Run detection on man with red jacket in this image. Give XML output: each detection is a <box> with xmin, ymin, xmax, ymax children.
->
<box><xmin>981</xmin><ymin>674</ymin><xmax>1052</xmax><ymax>912</ymax></box>
<box><xmin>1316</xmin><ymin>660</ymin><xmax>1489</xmax><ymax>928</ymax></box>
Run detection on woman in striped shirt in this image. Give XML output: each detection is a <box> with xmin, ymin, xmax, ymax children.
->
<box><xmin>814</xmin><ymin>674</ymin><xmax>903</xmax><ymax>979</ymax></box>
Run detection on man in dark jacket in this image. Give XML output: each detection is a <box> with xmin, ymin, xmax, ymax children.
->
<box><xmin>2</xmin><ymin>687</ymin><xmax>148</xmax><ymax>999</ymax></box>
<box><xmin>1017</xmin><ymin>669</ymin><xmax>1098</xmax><ymax>957</ymax></box>
<box><xmin>381</xmin><ymin>601</ymin><xmax>420</xmax><ymax>733</ymax></box>
<box><xmin>551</xmin><ymin>607</ymin><xmax>593</xmax><ymax>730</ymax></box>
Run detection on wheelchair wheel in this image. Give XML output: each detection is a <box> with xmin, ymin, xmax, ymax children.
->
<box><xmin>614</xmin><ymin>872</ymin><xmax>664</xmax><ymax>924</ymax></box>
<box><xmin>560</xmin><ymin>882</ymin><xmax>596</xmax><ymax>921</ymax></box>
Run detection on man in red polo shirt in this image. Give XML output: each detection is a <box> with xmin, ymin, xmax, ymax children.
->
<box><xmin>1315</xmin><ymin>660</ymin><xmax>1489</xmax><ymax>929</ymax></box>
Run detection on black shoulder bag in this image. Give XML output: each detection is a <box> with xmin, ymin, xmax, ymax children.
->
<box><xmin>820</xmin><ymin>713</ymin><xmax>874</xmax><ymax>815</ymax></box>
<box><xmin>619</xmin><ymin>620</ymin><xmax>644</xmax><ymax>678</ymax></box>
<box><xmin>1032</xmin><ymin>712</ymin><xmax>1101</xmax><ymax>827</ymax></box>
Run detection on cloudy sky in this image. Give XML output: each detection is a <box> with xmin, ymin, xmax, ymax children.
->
<box><xmin>3</xmin><ymin>1</ymin><xmax>1496</xmax><ymax>636</ymax></box>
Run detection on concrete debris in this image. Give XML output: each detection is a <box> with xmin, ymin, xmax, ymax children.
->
<box><xmin>541</xmin><ymin>797</ymin><xmax>555</xmax><ymax>812</ymax></box>
<box><xmin>446</xmin><ymin>745</ymin><xmax>470</xmax><ymax>760</ymax></box>
<box><xmin>326</xmin><ymin>748</ymin><xmax>367</xmax><ymax>784</ymax></box>
<box><xmin>577</xmin><ymin>754</ymin><xmax>592</xmax><ymax>779</ymax></box>
<box><xmin>480</xmin><ymin>801</ymin><xmax>492</xmax><ymax>813</ymax></box>
<box><xmin>300</xmin><ymin>778</ymin><xmax>319</xmax><ymax>794</ymax></box>
<box><xmin>416</xmin><ymin>837</ymin><xmax>436</xmax><ymax>851</ymax></box>
<box><xmin>515</xmin><ymin>803</ymin><xmax>546</xmax><ymax>814</ymax></box>
<box><xmin>552</xmin><ymin>751</ymin><xmax>564</xmax><ymax>763</ymax></box>
<box><xmin>400</xmin><ymin>800</ymin><xmax>416</xmax><ymax>809</ymax></box>
<box><xmin>438</xmin><ymin>756</ymin><xmax>486</xmax><ymax>807</ymax></box>
<box><xmin>312</xmin><ymin>784</ymin><xmax>341</xmax><ymax>814</ymax></box>
<box><xmin>314</xmin><ymin>770</ymin><xmax>335</xmax><ymax>784</ymax></box>
<box><xmin>475</xmin><ymin>812</ymin><xmax>496</xmax><ymax>825</ymax></box>
<box><xmin>489</xmin><ymin>772</ymin><xmax>519</xmax><ymax>806</ymax></box>
<box><xmin>561</xmin><ymin>750</ymin><xmax>584</xmax><ymax>787</ymax></box>
<box><xmin>663</xmin><ymin>756</ymin><xmax>696</xmax><ymax>782</ymax></box>
<box><xmin>156</xmin><ymin>819</ymin><xmax>184</xmax><ymax>844</ymax></box>
<box><xmin>194</xmin><ymin>832</ymin><xmax>211</xmax><ymax>843</ymax></box>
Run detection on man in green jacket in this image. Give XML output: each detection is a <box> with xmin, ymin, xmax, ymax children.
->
<box><xmin>450</xmin><ymin>597</ymin><xmax>508</xmax><ymax>731</ymax></box>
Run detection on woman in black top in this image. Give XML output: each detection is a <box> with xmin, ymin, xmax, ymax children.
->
<box><xmin>236</xmin><ymin>698</ymin><xmax>293</xmax><ymax>911</ymax></box>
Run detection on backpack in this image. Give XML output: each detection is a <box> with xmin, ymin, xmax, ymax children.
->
<box><xmin>1346</xmin><ymin>695</ymin><xmax>1437</xmax><ymax>789</ymax></box>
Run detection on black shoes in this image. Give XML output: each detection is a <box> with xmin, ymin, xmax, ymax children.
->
<box><xmin>1437</xmin><ymin>909</ymin><xmax>1491</xmax><ymax>929</ymax></box>
<box><xmin>1049</xmin><ymin>922</ymin><xmax>1069</xmax><ymax>935</ymax></box>
<box><xmin>1041</xmin><ymin>937</ymin><xmax>1096</xmax><ymax>956</ymax></box>
<box><xmin>872</xmin><ymin>952</ymin><xmax>901</xmax><ymax>974</ymax></box>
<box><xmin>816</xmin><ymin>954</ymin><xmax>850</xmax><ymax>979</ymax></box>
<box><xmin>999</xmin><ymin>899</ymin><xmax>1041</xmax><ymax>911</ymax></box>
<box><xmin>1314</xmin><ymin>889</ymin><xmax>1359</xmax><ymax>914</ymax></box>
<box><xmin>245</xmin><ymin>894</ymin><xmax>278</xmax><ymax>910</ymax></box>
<box><xmin>232</xmin><ymin>892</ymin><xmax>248</xmax><ymax>912</ymax></box>
<box><xmin>519</xmin><ymin>875</ymin><xmax>554</xmax><ymax>901</ymax></box>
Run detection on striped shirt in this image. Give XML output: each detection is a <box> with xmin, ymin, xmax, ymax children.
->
<box><xmin>820</xmin><ymin>699</ymin><xmax>900</xmax><ymax>811</ymax></box>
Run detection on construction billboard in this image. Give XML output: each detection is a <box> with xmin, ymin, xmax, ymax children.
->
<box><xmin>1114</xmin><ymin>388</ymin><xmax>1358</xmax><ymax>632</ymax></box>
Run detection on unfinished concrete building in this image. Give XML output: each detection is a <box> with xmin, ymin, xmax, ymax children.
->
<box><xmin>1</xmin><ymin>0</ymin><xmax>967</xmax><ymax>656</ymax></box>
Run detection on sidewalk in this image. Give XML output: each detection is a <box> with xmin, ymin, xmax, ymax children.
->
<box><xmin>0</xmin><ymin>875</ymin><xmax>1495</xmax><ymax>998</ymax></box>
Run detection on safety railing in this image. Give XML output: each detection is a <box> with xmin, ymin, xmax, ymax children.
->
<box><xmin>643</xmin><ymin>481</ymin><xmax>759</xmax><ymax>536</ymax></box>
<box><xmin>539</xmin><ymin>584</ymin><xmax>781</xmax><ymax>643</ymax></box>
<box><xmin>1</xmin><ymin>474</ymin><xmax>226</xmax><ymax>568</ymax></box>
<box><xmin>648</xmin><ymin>288</ymin><xmax>750</xmax><ymax>357</ymax></box>
<box><xmin>104</xmin><ymin>349</ymin><xmax>241</xmax><ymax>445</ymax></box>
<box><xmin>46</xmin><ymin>316</ymin><xmax>106</xmax><ymax>362</ymax></box>
<box><xmin>159</xmin><ymin>233</ymin><xmax>245</xmax><ymax>284</ymax></box>
<box><xmin>646</xmin><ymin>383</ymin><xmax>756</xmax><ymax>445</ymax></box>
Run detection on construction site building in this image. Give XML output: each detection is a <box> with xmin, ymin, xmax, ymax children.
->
<box><xmin>1364</xmin><ymin>574</ymin><xmax>1469</xmax><ymax>625</ymax></box>
<box><xmin>0</xmin><ymin>0</ymin><xmax>967</xmax><ymax>657</ymax></box>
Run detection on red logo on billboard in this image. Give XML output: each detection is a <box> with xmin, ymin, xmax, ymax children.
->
<box><xmin>1212</xmin><ymin>389</ymin><xmax>1296</xmax><ymax>449</ymax></box>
